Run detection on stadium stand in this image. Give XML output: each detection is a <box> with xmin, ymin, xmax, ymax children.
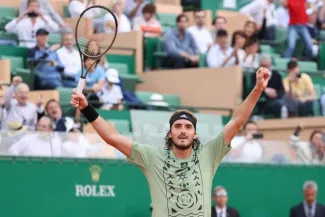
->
<box><xmin>0</xmin><ymin>0</ymin><xmax>325</xmax><ymax>217</ymax></box>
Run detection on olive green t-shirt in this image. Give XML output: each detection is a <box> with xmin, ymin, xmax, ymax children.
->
<box><xmin>127</xmin><ymin>131</ymin><xmax>231</xmax><ymax>217</ymax></box>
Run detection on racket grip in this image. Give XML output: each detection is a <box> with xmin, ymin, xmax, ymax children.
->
<box><xmin>77</xmin><ymin>78</ymin><xmax>86</xmax><ymax>93</ymax></box>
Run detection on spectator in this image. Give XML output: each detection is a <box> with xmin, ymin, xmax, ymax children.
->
<box><xmin>188</xmin><ymin>10</ymin><xmax>214</xmax><ymax>54</ymax></box>
<box><xmin>284</xmin><ymin>0</ymin><xmax>314</xmax><ymax>60</ymax></box>
<box><xmin>28</xmin><ymin>28</ymin><xmax>67</xmax><ymax>90</ymax></box>
<box><xmin>39</xmin><ymin>99</ymin><xmax>78</xmax><ymax>132</ymax></box>
<box><xmin>163</xmin><ymin>14</ymin><xmax>199</xmax><ymax>68</ymax></box>
<box><xmin>307</xmin><ymin>8</ymin><xmax>321</xmax><ymax>56</ymax></box>
<box><xmin>228</xmin><ymin>121</ymin><xmax>263</xmax><ymax>163</ymax></box>
<box><xmin>240</xmin><ymin>0</ymin><xmax>277</xmax><ymax>40</ymax></box>
<box><xmin>57</xmin><ymin>31</ymin><xmax>81</xmax><ymax>86</ymax></box>
<box><xmin>238</xmin><ymin>36</ymin><xmax>260</xmax><ymax>69</ymax></box>
<box><xmin>243</xmin><ymin>20</ymin><xmax>266</xmax><ymax>41</ymax></box>
<box><xmin>211</xmin><ymin>16</ymin><xmax>227</xmax><ymax>39</ymax></box>
<box><xmin>211</xmin><ymin>186</ymin><xmax>240</xmax><ymax>217</ymax></box>
<box><xmin>5</xmin><ymin>0</ymin><xmax>59</xmax><ymax>48</ymax></box>
<box><xmin>124</xmin><ymin>0</ymin><xmax>149</xmax><ymax>21</ymax></box>
<box><xmin>98</xmin><ymin>68</ymin><xmax>124</xmax><ymax>110</ymax></box>
<box><xmin>275</xmin><ymin>0</ymin><xmax>290</xmax><ymax>28</ymax></box>
<box><xmin>3</xmin><ymin>78</ymin><xmax>42</xmax><ymax>130</ymax></box>
<box><xmin>0</xmin><ymin>91</ymin><xmax>7</xmax><ymax>129</ymax></box>
<box><xmin>207</xmin><ymin>29</ymin><xmax>238</xmax><ymax>68</ymax></box>
<box><xmin>289</xmin><ymin>181</ymin><xmax>325</xmax><ymax>217</ymax></box>
<box><xmin>85</xmin><ymin>39</ymin><xmax>109</xmax><ymax>72</ymax></box>
<box><xmin>133</xmin><ymin>3</ymin><xmax>162</xmax><ymax>38</ymax></box>
<box><xmin>69</xmin><ymin>0</ymin><xmax>96</xmax><ymax>18</ymax></box>
<box><xmin>231</xmin><ymin>31</ymin><xmax>247</xmax><ymax>51</ymax></box>
<box><xmin>290</xmin><ymin>126</ymin><xmax>325</xmax><ymax>164</ymax></box>
<box><xmin>105</xmin><ymin>0</ymin><xmax>131</xmax><ymax>33</ymax></box>
<box><xmin>19</xmin><ymin>0</ymin><xmax>68</xmax><ymax>29</ymax></box>
<box><xmin>322</xmin><ymin>93</ymin><xmax>325</xmax><ymax>116</ymax></box>
<box><xmin>251</xmin><ymin>55</ymin><xmax>285</xmax><ymax>117</ymax></box>
<box><xmin>282</xmin><ymin>60</ymin><xmax>316</xmax><ymax>116</ymax></box>
<box><xmin>8</xmin><ymin>116</ymin><xmax>62</xmax><ymax>157</ymax></box>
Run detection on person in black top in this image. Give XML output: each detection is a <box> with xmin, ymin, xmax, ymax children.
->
<box><xmin>251</xmin><ymin>55</ymin><xmax>285</xmax><ymax>118</ymax></box>
<box><xmin>211</xmin><ymin>186</ymin><xmax>240</xmax><ymax>217</ymax></box>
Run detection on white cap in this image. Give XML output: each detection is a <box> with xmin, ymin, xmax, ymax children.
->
<box><xmin>106</xmin><ymin>68</ymin><xmax>120</xmax><ymax>84</ymax></box>
<box><xmin>148</xmin><ymin>93</ymin><xmax>169</xmax><ymax>107</ymax></box>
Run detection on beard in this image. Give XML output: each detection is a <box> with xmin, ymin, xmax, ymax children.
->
<box><xmin>172</xmin><ymin>138</ymin><xmax>194</xmax><ymax>150</ymax></box>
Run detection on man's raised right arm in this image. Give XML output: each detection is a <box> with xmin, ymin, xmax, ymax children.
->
<box><xmin>70</xmin><ymin>89</ymin><xmax>132</xmax><ymax>158</ymax></box>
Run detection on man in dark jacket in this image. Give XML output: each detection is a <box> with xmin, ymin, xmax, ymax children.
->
<box><xmin>289</xmin><ymin>180</ymin><xmax>325</xmax><ymax>217</ymax></box>
<box><xmin>211</xmin><ymin>186</ymin><xmax>240</xmax><ymax>217</ymax></box>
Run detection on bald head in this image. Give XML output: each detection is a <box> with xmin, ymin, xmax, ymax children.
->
<box><xmin>37</xmin><ymin>116</ymin><xmax>54</xmax><ymax>132</ymax></box>
<box><xmin>15</xmin><ymin>83</ymin><xmax>30</xmax><ymax>106</ymax></box>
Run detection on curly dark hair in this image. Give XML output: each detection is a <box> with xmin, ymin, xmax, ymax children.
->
<box><xmin>164</xmin><ymin>109</ymin><xmax>201</xmax><ymax>150</ymax></box>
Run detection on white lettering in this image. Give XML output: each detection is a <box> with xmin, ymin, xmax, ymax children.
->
<box><xmin>75</xmin><ymin>185</ymin><xmax>84</xmax><ymax>197</ymax></box>
<box><xmin>75</xmin><ymin>185</ymin><xmax>116</xmax><ymax>197</ymax></box>
<box><xmin>84</xmin><ymin>185</ymin><xmax>92</xmax><ymax>197</ymax></box>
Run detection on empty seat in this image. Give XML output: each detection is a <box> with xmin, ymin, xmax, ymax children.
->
<box><xmin>48</xmin><ymin>33</ymin><xmax>61</xmax><ymax>45</ymax></box>
<box><xmin>109</xmin><ymin>63</ymin><xmax>129</xmax><ymax>75</ymax></box>
<box><xmin>109</xmin><ymin>119</ymin><xmax>130</xmax><ymax>134</ymax></box>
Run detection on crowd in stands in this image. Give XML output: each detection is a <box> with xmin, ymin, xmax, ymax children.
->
<box><xmin>0</xmin><ymin>0</ymin><xmax>324</xmax><ymax>162</ymax></box>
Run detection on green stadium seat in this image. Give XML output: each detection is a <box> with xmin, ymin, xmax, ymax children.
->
<box><xmin>135</xmin><ymin>91</ymin><xmax>181</xmax><ymax>107</ymax></box>
<box><xmin>0</xmin><ymin>45</ymin><xmax>28</xmax><ymax>57</ymax></box>
<box><xmin>0</xmin><ymin>7</ymin><xmax>16</xmax><ymax>30</ymax></box>
<box><xmin>109</xmin><ymin>119</ymin><xmax>130</xmax><ymax>134</ymax></box>
<box><xmin>0</xmin><ymin>55</ymin><xmax>25</xmax><ymax>69</ymax></box>
<box><xmin>260</xmin><ymin>44</ymin><xmax>275</xmax><ymax>54</ymax></box>
<box><xmin>48</xmin><ymin>33</ymin><xmax>61</xmax><ymax>45</ymax></box>
<box><xmin>157</xmin><ymin>14</ymin><xmax>177</xmax><ymax>28</ymax></box>
<box><xmin>153</xmin><ymin>38</ymin><xmax>167</xmax><ymax>68</ymax></box>
<box><xmin>106</xmin><ymin>54</ymin><xmax>136</xmax><ymax>74</ymax></box>
<box><xmin>0</xmin><ymin>31</ymin><xmax>18</xmax><ymax>42</ymax></box>
<box><xmin>273</xmin><ymin>58</ymin><xmax>318</xmax><ymax>74</ymax></box>
<box><xmin>199</xmin><ymin>53</ymin><xmax>207</xmax><ymax>67</ymax></box>
<box><xmin>144</xmin><ymin>37</ymin><xmax>159</xmax><ymax>70</ymax></box>
<box><xmin>313</xmin><ymin>84</ymin><xmax>322</xmax><ymax>116</ymax></box>
<box><xmin>63</xmin><ymin>5</ymin><xmax>70</xmax><ymax>18</ymax></box>
<box><xmin>56</xmin><ymin>87</ymin><xmax>75</xmax><ymax>116</ymax></box>
<box><xmin>109</xmin><ymin>63</ymin><xmax>129</xmax><ymax>75</ymax></box>
<box><xmin>119</xmin><ymin>74</ymin><xmax>142</xmax><ymax>92</ymax></box>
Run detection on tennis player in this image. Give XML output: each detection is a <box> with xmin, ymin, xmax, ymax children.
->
<box><xmin>70</xmin><ymin>67</ymin><xmax>270</xmax><ymax>217</ymax></box>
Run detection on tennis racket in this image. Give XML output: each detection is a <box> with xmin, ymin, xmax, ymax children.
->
<box><xmin>75</xmin><ymin>5</ymin><xmax>118</xmax><ymax>93</ymax></box>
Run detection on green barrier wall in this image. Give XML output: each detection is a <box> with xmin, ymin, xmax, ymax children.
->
<box><xmin>1</xmin><ymin>158</ymin><xmax>325</xmax><ymax>217</ymax></box>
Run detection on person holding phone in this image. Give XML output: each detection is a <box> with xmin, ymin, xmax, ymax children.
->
<box><xmin>227</xmin><ymin>120</ymin><xmax>264</xmax><ymax>163</ymax></box>
<box><xmin>5</xmin><ymin>0</ymin><xmax>59</xmax><ymax>48</ymax></box>
<box><xmin>290</xmin><ymin>124</ymin><xmax>325</xmax><ymax>164</ymax></box>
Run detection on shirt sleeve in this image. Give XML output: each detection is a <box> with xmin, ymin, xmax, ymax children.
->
<box><xmin>302</xmin><ymin>74</ymin><xmax>314</xmax><ymax>90</ymax></box>
<box><xmin>282</xmin><ymin>77</ymin><xmax>289</xmax><ymax>92</ymax></box>
<box><xmin>5</xmin><ymin>19</ymin><xmax>19</xmax><ymax>33</ymax></box>
<box><xmin>43</xmin><ymin>1</ymin><xmax>64</xmax><ymax>25</ymax></box>
<box><xmin>207</xmin><ymin>46</ymin><xmax>222</xmax><ymax>68</ymax></box>
<box><xmin>126</xmin><ymin>143</ymin><xmax>154</xmax><ymax>169</ymax></box>
<box><xmin>189</xmin><ymin>33</ymin><xmax>199</xmax><ymax>55</ymax></box>
<box><xmin>43</xmin><ymin>15</ymin><xmax>59</xmax><ymax>33</ymax></box>
<box><xmin>239</xmin><ymin>1</ymin><xmax>264</xmax><ymax>25</ymax></box>
<box><xmin>163</xmin><ymin>30</ymin><xmax>181</xmax><ymax>57</ymax></box>
<box><xmin>201</xmin><ymin>131</ymin><xmax>231</xmax><ymax>172</ymax></box>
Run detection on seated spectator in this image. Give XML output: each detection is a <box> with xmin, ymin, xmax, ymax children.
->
<box><xmin>39</xmin><ymin>99</ymin><xmax>79</xmax><ymax>132</ymax></box>
<box><xmin>5</xmin><ymin>0</ymin><xmax>59</xmax><ymax>48</ymax></box>
<box><xmin>282</xmin><ymin>60</ymin><xmax>316</xmax><ymax>117</ymax></box>
<box><xmin>69</xmin><ymin>0</ymin><xmax>96</xmax><ymax>18</ymax></box>
<box><xmin>251</xmin><ymin>55</ymin><xmax>285</xmax><ymax>117</ymax></box>
<box><xmin>210</xmin><ymin>16</ymin><xmax>227</xmax><ymax>39</ymax></box>
<box><xmin>322</xmin><ymin>93</ymin><xmax>325</xmax><ymax>116</ymax></box>
<box><xmin>307</xmin><ymin>8</ymin><xmax>321</xmax><ymax>56</ymax></box>
<box><xmin>163</xmin><ymin>14</ymin><xmax>199</xmax><ymax>69</ymax></box>
<box><xmin>228</xmin><ymin>120</ymin><xmax>263</xmax><ymax>163</ymax></box>
<box><xmin>284</xmin><ymin>0</ymin><xmax>313</xmax><ymax>60</ymax></box>
<box><xmin>212</xmin><ymin>186</ymin><xmax>240</xmax><ymax>217</ymax></box>
<box><xmin>231</xmin><ymin>31</ymin><xmax>247</xmax><ymax>51</ymax></box>
<box><xmin>75</xmin><ymin>56</ymin><xmax>105</xmax><ymax>108</ymax></box>
<box><xmin>3</xmin><ymin>78</ymin><xmax>42</xmax><ymax>130</ymax></box>
<box><xmin>238</xmin><ymin>37</ymin><xmax>260</xmax><ymax>69</ymax></box>
<box><xmin>188</xmin><ymin>10</ymin><xmax>214</xmax><ymax>54</ymax></box>
<box><xmin>28</xmin><ymin>28</ymin><xmax>67</xmax><ymax>90</ymax></box>
<box><xmin>0</xmin><ymin>91</ymin><xmax>6</xmax><ymax>129</ymax></box>
<box><xmin>19</xmin><ymin>0</ymin><xmax>69</xmax><ymax>29</ymax></box>
<box><xmin>207</xmin><ymin>29</ymin><xmax>238</xmax><ymax>68</ymax></box>
<box><xmin>275</xmin><ymin>0</ymin><xmax>290</xmax><ymax>28</ymax></box>
<box><xmin>85</xmin><ymin>39</ymin><xmax>110</xmax><ymax>71</ymax></box>
<box><xmin>290</xmin><ymin>126</ymin><xmax>325</xmax><ymax>164</ymax></box>
<box><xmin>98</xmin><ymin>68</ymin><xmax>124</xmax><ymax>110</ymax></box>
<box><xmin>133</xmin><ymin>4</ymin><xmax>162</xmax><ymax>38</ymax></box>
<box><xmin>57</xmin><ymin>31</ymin><xmax>81</xmax><ymax>86</ymax></box>
<box><xmin>124</xmin><ymin>0</ymin><xmax>149</xmax><ymax>21</ymax></box>
<box><xmin>289</xmin><ymin>181</ymin><xmax>325</xmax><ymax>217</ymax></box>
<box><xmin>240</xmin><ymin>0</ymin><xmax>277</xmax><ymax>40</ymax></box>
<box><xmin>105</xmin><ymin>0</ymin><xmax>131</xmax><ymax>33</ymax></box>
<box><xmin>8</xmin><ymin>116</ymin><xmax>62</xmax><ymax>157</ymax></box>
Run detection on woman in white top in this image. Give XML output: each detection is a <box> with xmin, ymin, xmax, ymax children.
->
<box><xmin>238</xmin><ymin>37</ymin><xmax>260</xmax><ymax>70</ymax></box>
<box><xmin>68</xmin><ymin>0</ymin><xmax>96</xmax><ymax>18</ymax></box>
<box><xmin>5</xmin><ymin>0</ymin><xmax>59</xmax><ymax>48</ymax></box>
<box><xmin>105</xmin><ymin>0</ymin><xmax>131</xmax><ymax>33</ymax></box>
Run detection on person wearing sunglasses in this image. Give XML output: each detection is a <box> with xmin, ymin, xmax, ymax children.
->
<box><xmin>212</xmin><ymin>186</ymin><xmax>240</xmax><ymax>217</ymax></box>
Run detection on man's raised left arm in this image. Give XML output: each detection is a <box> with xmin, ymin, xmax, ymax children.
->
<box><xmin>223</xmin><ymin>67</ymin><xmax>271</xmax><ymax>145</ymax></box>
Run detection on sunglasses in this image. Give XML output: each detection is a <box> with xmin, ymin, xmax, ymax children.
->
<box><xmin>215</xmin><ymin>193</ymin><xmax>228</xmax><ymax>197</ymax></box>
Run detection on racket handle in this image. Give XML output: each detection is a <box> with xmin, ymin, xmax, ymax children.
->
<box><xmin>77</xmin><ymin>78</ymin><xmax>86</xmax><ymax>93</ymax></box>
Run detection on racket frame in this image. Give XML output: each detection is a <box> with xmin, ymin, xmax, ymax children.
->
<box><xmin>75</xmin><ymin>5</ymin><xmax>118</xmax><ymax>93</ymax></box>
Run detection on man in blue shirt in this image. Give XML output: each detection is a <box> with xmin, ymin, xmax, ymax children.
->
<box><xmin>163</xmin><ymin>14</ymin><xmax>199</xmax><ymax>69</ymax></box>
<box><xmin>28</xmin><ymin>28</ymin><xmax>68</xmax><ymax>90</ymax></box>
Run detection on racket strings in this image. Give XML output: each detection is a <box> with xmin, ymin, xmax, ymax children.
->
<box><xmin>76</xmin><ymin>6</ymin><xmax>117</xmax><ymax>58</ymax></box>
